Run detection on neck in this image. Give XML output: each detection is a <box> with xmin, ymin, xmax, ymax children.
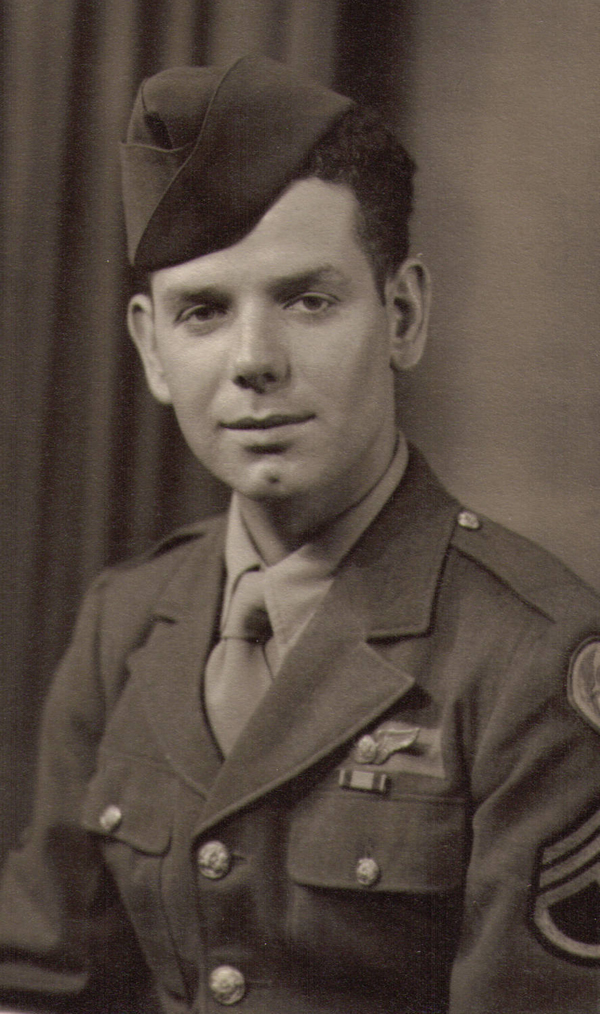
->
<box><xmin>237</xmin><ymin>438</ymin><xmax>401</xmax><ymax>566</ymax></box>
<box><xmin>237</xmin><ymin>495</ymin><xmax>332</xmax><ymax>565</ymax></box>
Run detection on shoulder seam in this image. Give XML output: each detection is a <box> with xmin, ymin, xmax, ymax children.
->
<box><xmin>109</xmin><ymin>513</ymin><xmax>226</xmax><ymax>572</ymax></box>
<box><xmin>449</xmin><ymin>542</ymin><xmax>556</xmax><ymax>624</ymax></box>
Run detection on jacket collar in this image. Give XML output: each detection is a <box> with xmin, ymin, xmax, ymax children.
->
<box><xmin>126</xmin><ymin>447</ymin><xmax>460</xmax><ymax>818</ymax></box>
<box><xmin>332</xmin><ymin>444</ymin><xmax>459</xmax><ymax>639</ymax></box>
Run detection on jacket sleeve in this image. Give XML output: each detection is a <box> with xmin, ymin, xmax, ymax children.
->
<box><xmin>0</xmin><ymin>575</ymin><xmax>155</xmax><ymax>1013</ymax></box>
<box><xmin>450</xmin><ymin>596</ymin><xmax>600</xmax><ymax>1013</ymax></box>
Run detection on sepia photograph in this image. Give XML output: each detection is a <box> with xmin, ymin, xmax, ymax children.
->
<box><xmin>1</xmin><ymin>1</ymin><xmax>599</xmax><ymax>1010</ymax></box>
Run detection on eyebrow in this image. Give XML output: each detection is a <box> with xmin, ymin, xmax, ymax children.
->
<box><xmin>159</xmin><ymin>265</ymin><xmax>351</xmax><ymax>313</ymax></box>
<box><xmin>266</xmin><ymin>265</ymin><xmax>351</xmax><ymax>300</ymax></box>
<box><xmin>160</xmin><ymin>285</ymin><xmax>229</xmax><ymax>316</ymax></box>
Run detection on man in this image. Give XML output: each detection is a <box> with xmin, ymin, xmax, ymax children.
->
<box><xmin>1</xmin><ymin>54</ymin><xmax>600</xmax><ymax>1013</ymax></box>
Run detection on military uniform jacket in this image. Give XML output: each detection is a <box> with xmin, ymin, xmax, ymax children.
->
<box><xmin>2</xmin><ymin>448</ymin><xmax>600</xmax><ymax>1013</ymax></box>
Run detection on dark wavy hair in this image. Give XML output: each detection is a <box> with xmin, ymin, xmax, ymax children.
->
<box><xmin>299</xmin><ymin>105</ymin><xmax>416</xmax><ymax>298</ymax></box>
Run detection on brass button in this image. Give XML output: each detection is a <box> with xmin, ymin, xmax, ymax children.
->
<box><xmin>99</xmin><ymin>804</ymin><xmax>122</xmax><ymax>833</ymax></box>
<box><xmin>457</xmin><ymin>509</ymin><xmax>481</xmax><ymax>531</ymax></box>
<box><xmin>354</xmin><ymin>734</ymin><xmax>379</xmax><ymax>764</ymax></box>
<box><xmin>209</xmin><ymin>965</ymin><xmax>246</xmax><ymax>1005</ymax></box>
<box><xmin>197</xmin><ymin>840</ymin><xmax>231</xmax><ymax>880</ymax></box>
<box><xmin>356</xmin><ymin>856</ymin><xmax>380</xmax><ymax>887</ymax></box>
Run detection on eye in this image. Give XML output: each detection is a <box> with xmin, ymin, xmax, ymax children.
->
<box><xmin>176</xmin><ymin>302</ymin><xmax>228</xmax><ymax>333</ymax></box>
<box><xmin>286</xmin><ymin>293</ymin><xmax>336</xmax><ymax>315</ymax></box>
<box><xmin>180</xmin><ymin>304</ymin><xmax>224</xmax><ymax>323</ymax></box>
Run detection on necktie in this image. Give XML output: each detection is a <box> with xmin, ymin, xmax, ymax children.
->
<box><xmin>204</xmin><ymin>569</ymin><xmax>273</xmax><ymax>755</ymax></box>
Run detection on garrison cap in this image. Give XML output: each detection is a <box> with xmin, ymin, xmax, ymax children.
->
<box><xmin>121</xmin><ymin>55</ymin><xmax>353</xmax><ymax>270</ymax></box>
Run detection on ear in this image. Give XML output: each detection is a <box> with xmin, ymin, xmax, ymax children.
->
<box><xmin>127</xmin><ymin>293</ymin><xmax>173</xmax><ymax>404</ymax></box>
<box><xmin>384</xmin><ymin>257</ymin><xmax>431</xmax><ymax>371</ymax></box>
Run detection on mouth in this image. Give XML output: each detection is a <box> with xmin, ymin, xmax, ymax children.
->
<box><xmin>222</xmin><ymin>414</ymin><xmax>314</xmax><ymax>431</ymax></box>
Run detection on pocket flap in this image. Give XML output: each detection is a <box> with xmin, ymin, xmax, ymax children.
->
<box><xmin>288</xmin><ymin>790</ymin><xmax>467</xmax><ymax>893</ymax></box>
<box><xmin>81</xmin><ymin>757</ymin><xmax>174</xmax><ymax>854</ymax></box>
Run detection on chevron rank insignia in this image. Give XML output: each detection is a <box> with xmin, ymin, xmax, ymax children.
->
<box><xmin>532</xmin><ymin>808</ymin><xmax>600</xmax><ymax>961</ymax></box>
<box><xmin>568</xmin><ymin>638</ymin><xmax>600</xmax><ymax>732</ymax></box>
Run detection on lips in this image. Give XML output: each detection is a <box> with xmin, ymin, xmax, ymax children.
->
<box><xmin>222</xmin><ymin>414</ymin><xmax>314</xmax><ymax>430</ymax></box>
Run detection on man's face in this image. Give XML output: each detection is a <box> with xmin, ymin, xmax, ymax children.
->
<box><xmin>129</xmin><ymin>178</ymin><xmax>427</xmax><ymax>522</ymax></box>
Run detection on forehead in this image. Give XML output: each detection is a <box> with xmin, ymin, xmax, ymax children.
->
<box><xmin>150</xmin><ymin>178</ymin><xmax>371</xmax><ymax>295</ymax></box>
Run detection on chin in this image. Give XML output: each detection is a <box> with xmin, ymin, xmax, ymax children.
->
<box><xmin>232</xmin><ymin>461</ymin><xmax>315</xmax><ymax>503</ymax></box>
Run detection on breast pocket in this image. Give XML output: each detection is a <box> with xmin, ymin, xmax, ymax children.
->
<box><xmin>286</xmin><ymin>788</ymin><xmax>468</xmax><ymax>994</ymax></box>
<box><xmin>81</xmin><ymin>755</ymin><xmax>187</xmax><ymax>998</ymax></box>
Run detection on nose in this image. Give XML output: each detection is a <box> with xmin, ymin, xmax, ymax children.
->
<box><xmin>230</xmin><ymin>305</ymin><xmax>289</xmax><ymax>394</ymax></box>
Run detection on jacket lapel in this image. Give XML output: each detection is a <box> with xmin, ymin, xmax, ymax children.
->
<box><xmin>196</xmin><ymin>448</ymin><xmax>460</xmax><ymax>834</ymax></box>
<box><xmin>126</xmin><ymin>519</ymin><xmax>226</xmax><ymax>795</ymax></box>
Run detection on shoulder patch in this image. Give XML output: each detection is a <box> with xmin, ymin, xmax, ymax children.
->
<box><xmin>531</xmin><ymin>807</ymin><xmax>600</xmax><ymax>962</ymax></box>
<box><xmin>568</xmin><ymin>638</ymin><xmax>600</xmax><ymax>732</ymax></box>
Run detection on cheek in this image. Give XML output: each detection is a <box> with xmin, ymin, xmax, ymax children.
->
<box><xmin>158</xmin><ymin>347</ymin><xmax>217</xmax><ymax>411</ymax></box>
<box><xmin>311</xmin><ymin>322</ymin><xmax>390</xmax><ymax>407</ymax></box>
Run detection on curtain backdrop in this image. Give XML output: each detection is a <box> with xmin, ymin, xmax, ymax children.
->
<box><xmin>2</xmin><ymin>0</ymin><xmax>599</xmax><ymax>857</ymax></box>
